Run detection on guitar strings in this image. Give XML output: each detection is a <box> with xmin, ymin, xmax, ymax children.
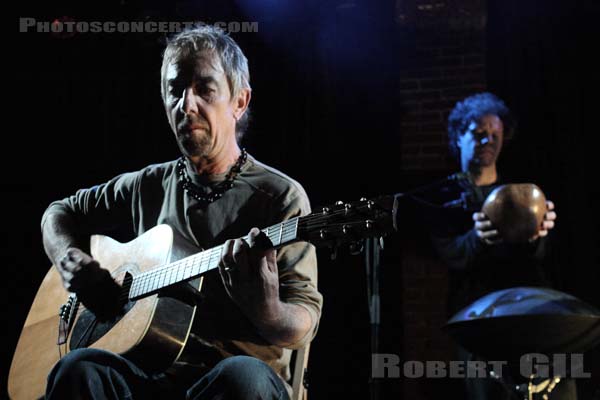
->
<box><xmin>72</xmin><ymin>203</ymin><xmax>390</xmax><ymax>307</ymax></box>
<box><xmin>132</xmin><ymin>201</ymin><xmax>383</xmax><ymax>289</ymax></box>
<box><xmin>126</xmin><ymin>221</ymin><xmax>300</xmax><ymax>298</ymax></box>
<box><xmin>123</xmin><ymin>204</ymin><xmax>385</xmax><ymax>302</ymax></box>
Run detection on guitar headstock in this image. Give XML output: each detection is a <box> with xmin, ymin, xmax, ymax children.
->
<box><xmin>297</xmin><ymin>195</ymin><xmax>398</xmax><ymax>248</ymax></box>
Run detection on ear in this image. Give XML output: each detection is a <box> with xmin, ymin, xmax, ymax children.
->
<box><xmin>456</xmin><ymin>135</ymin><xmax>464</xmax><ymax>150</ymax></box>
<box><xmin>232</xmin><ymin>88</ymin><xmax>251</xmax><ymax>121</ymax></box>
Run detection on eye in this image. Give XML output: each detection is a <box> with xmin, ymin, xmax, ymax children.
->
<box><xmin>195</xmin><ymin>83</ymin><xmax>215</xmax><ymax>98</ymax></box>
<box><xmin>168</xmin><ymin>81</ymin><xmax>186</xmax><ymax>98</ymax></box>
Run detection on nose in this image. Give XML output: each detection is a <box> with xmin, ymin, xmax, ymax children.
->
<box><xmin>179</xmin><ymin>86</ymin><xmax>198</xmax><ymax>115</ymax></box>
<box><xmin>479</xmin><ymin>131</ymin><xmax>495</xmax><ymax>145</ymax></box>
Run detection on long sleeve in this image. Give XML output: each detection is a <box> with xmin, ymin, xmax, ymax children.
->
<box><xmin>41</xmin><ymin>171</ymin><xmax>142</xmax><ymax>239</ymax></box>
<box><xmin>430</xmin><ymin>228</ymin><xmax>484</xmax><ymax>271</ymax></box>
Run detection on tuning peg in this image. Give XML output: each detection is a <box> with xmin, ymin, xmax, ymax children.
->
<box><xmin>335</xmin><ymin>201</ymin><xmax>344</xmax><ymax>206</ymax></box>
<box><xmin>322</xmin><ymin>207</ymin><xmax>330</xmax><ymax>215</ymax></box>
<box><xmin>319</xmin><ymin>229</ymin><xmax>328</xmax><ymax>240</ymax></box>
<box><xmin>360</xmin><ymin>197</ymin><xmax>367</xmax><ymax>201</ymax></box>
<box><xmin>365</xmin><ymin>220</ymin><xmax>373</xmax><ymax>230</ymax></box>
<box><xmin>342</xmin><ymin>224</ymin><xmax>351</xmax><ymax>235</ymax></box>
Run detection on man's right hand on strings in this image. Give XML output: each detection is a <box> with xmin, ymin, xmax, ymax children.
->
<box><xmin>57</xmin><ymin>248</ymin><xmax>122</xmax><ymax>319</ymax></box>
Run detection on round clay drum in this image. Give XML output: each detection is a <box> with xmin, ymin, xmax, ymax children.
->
<box><xmin>482</xmin><ymin>183</ymin><xmax>547</xmax><ymax>243</ymax></box>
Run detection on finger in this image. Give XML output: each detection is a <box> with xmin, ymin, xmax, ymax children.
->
<box><xmin>537</xmin><ymin>229</ymin><xmax>548</xmax><ymax>237</ymax></box>
<box><xmin>477</xmin><ymin>229</ymin><xmax>499</xmax><ymax>240</ymax></box>
<box><xmin>483</xmin><ymin>237</ymin><xmax>503</xmax><ymax>245</ymax></box>
<box><xmin>59</xmin><ymin>250</ymin><xmax>77</xmax><ymax>271</ymax></box>
<box><xmin>246</xmin><ymin>228</ymin><xmax>258</xmax><ymax>261</ymax></box>
<box><xmin>61</xmin><ymin>271</ymin><xmax>75</xmax><ymax>291</ymax></box>
<box><xmin>248</xmin><ymin>228</ymin><xmax>273</xmax><ymax>253</ymax></box>
<box><xmin>59</xmin><ymin>255</ymin><xmax>72</xmax><ymax>271</ymax></box>
<box><xmin>66</xmin><ymin>248</ymin><xmax>93</xmax><ymax>265</ymax></box>
<box><xmin>60</xmin><ymin>248</ymin><xmax>95</xmax><ymax>272</ymax></box>
<box><xmin>542</xmin><ymin>220</ymin><xmax>555</xmax><ymax>230</ymax></box>
<box><xmin>232</xmin><ymin>238</ymin><xmax>250</xmax><ymax>274</ymax></box>
<box><xmin>546</xmin><ymin>201</ymin><xmax>555</xmax><ymax>211</ymax></box>
<box><xmin>246</xmin><ymin>227</ymin><xmax>262</xmax><ymax>250</ymax></box>
<box><xmin>545</xmin><ymin>211</ymin><xmax>557</xmax><ymax>221</ymax></box>
<box><xmin>264</xmin><ymin>249</ymin><xmax>278</xmax><ymax>274</ymax></box>
<box><xmin>218</xmin><ymin>241</ymin><xmax>234</xmax><ymax>287</ymax></box>
<box><xmin>220</xmin><ymin>240</ymin><xmax>236</xmax><ymax>271</ymax></box>
<box><xmin>217</xmin><ymin>261</ymin><xmax>232</xmax><ymax>289</ymax></box>
<box><xmin>60</xmin><ymin>258</ymin><xmax>82</xmax><ymax>273</ymax></box>
<box><xmin>473</xmin><ymin>212</ymin><xmax>486</xmax><ymax>221</ymax></box>
<box><xmin>475</xmin><ymin>220</ymin><xmax>493</xmax><ymax>231</ymax></box>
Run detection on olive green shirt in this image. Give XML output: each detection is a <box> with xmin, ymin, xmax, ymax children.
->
<box><xmin>42</xmin><ymin>154</ymin><xmax>322</xmax><ymax>386</ymax></box>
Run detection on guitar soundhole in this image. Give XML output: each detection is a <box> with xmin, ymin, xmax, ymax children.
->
<box><xmin>69</xmin><ymin>267</ymin><xmax>138</xmax><ymax>350</ymax></box>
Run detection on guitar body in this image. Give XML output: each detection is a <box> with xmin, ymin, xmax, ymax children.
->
<box><xmin>8</xmin><ymin>195</ymin><xmax>398</xmax><ymax>400</ymax></box>
<box><xmin>8</xmin><ymin>225</ymin><xmax>202</xmax><ymax>400</ymax></box>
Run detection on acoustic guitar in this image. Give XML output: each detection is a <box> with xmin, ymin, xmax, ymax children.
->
<box><xmin>8</xmin><ymin>195</ymin><xmax>397</xmax><ymax>399</ymax></box>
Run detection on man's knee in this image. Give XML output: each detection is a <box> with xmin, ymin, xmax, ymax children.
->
<box><xmin>48</xmin><ymin>348</ymin><xmax>124</xmax><ymax>387</ymax></box>
<box><xmin>46</xmin><ymin>349</ymin><xmax>134</xmax><ymax>399</ymax></box>
<box><xmin>219</xmin><ymin>356</ymin><xmax>276</xmax><ymax>389</ymax></box>
<box><xmin>50</xmin><ymin>349</ymin><xmax>103</xmax><ymax>376</ymax></box>
<box><xmin>187</xmin><ymin>356</ymin><xmax>287</xmax><ymax>399</ymax></box>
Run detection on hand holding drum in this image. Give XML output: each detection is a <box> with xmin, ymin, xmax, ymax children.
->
<box><xmin>474</xmin><ymin>184</ymin><xmax>556</xmax><ymax>244</ymax></box>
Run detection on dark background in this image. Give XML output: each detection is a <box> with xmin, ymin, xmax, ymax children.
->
<box><xmin>4</xmin><ymin>0</ymin><xmax>599</xmax><ymax>399</ymax></box>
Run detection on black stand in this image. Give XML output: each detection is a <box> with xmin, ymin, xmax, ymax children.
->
<box><xmin>365</xmin><ymin>237</ymin><xmax>384</xmax><ymax>400</ymax></box>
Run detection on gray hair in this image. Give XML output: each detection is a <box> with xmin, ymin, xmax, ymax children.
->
<box><xmin>161</xmin><ymin>25</ymin><xmax>251</xmax><ymax>141</ymax></box>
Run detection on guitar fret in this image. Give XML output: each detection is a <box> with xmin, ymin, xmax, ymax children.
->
<box><xmin>130</xmin><ymin>278</ymin><xmax>138</xmax><ymax>298</ymax></box>
<box><xmin>278</xmin><ymin>223</ymin><xmax>284</xmax><ymax>246</ymax></box>
<box><xmin>209</xmin><ymin>246</ymin><xmax>221</xmax><ymax>270</ymax></box>
<box><xmin>196</xmin><ymin>251</ymin><xmax>205</xmax><ymax>274</ymax></box>
<box><xmin>175</xmin><ymin>260</ymin><xmax>184</xmax><ymax>283</ymax></box>
<box><xmin>165</xmin><ymin>265</ymin><xmax>173</xmax><ymax>287</ymax></box>
<box><xmin>130</xmin><ymin>216</ymin><xmax>306</xmax><ymax>300</ymax></box>
<box><xmin>148</xmin><ymin>274</ymin><xmax>158</xmax><ymax>293</ymax></box>
<box><xmin>153</xmin><ymin>266</ymin><xmax>164</xmax><ymax>291</ymax></box>
<box><xmin>141</xmin><ymin>272</ymin><xmax>149</xmax><ymax>295</ymax></box>
<box><xmin>158</xmin><ymin>266</ymin><xmax>167</xmax><ymax>293</ymax></box>
<box><xmin>169</xmin><ymin>264</ymin><xmax>177</xmax><ymax>285</ymax></box>
<box><xmin>184</xmin><ymin>258</ymin><xmax>192</xmax><ymax>280</ymax></box>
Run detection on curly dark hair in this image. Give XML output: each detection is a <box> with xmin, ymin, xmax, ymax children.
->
<box><xmin>447</xmin><ymin>92</ymin><xmax>516</xmax><ymax>160</ymax></box>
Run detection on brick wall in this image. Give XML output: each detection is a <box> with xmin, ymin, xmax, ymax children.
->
<box><xmin>394</xmin><ymin>1</ymin><xmax>487</xmax><ymax>398</ymax></box>
<box><xmin>396</xmin><ymin>0</ymin><xmax>487</xmax><ymax>172</ymax></box>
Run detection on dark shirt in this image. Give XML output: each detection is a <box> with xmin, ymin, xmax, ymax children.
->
<box><xmin>404</xmin><ymin>175</ymin><xmax>550</xmax><ymax>315</ymax></box>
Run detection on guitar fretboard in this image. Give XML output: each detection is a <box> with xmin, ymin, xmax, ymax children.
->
<box><xmin>128</xmin><ymin>217</ymin><xmax>300</xmax><ymax>300</ymax></box>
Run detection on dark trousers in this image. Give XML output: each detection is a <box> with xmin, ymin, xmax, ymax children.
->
<box><xmin>45</xmin><ymin>348</ymin><xmax>290</xmax><ymax>400</ymax></box>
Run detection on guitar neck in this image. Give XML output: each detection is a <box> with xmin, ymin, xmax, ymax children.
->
<box><xmin>128</xmin><ymin>217</ymin><xmax>300</xmax><ymax>300</ymax></box>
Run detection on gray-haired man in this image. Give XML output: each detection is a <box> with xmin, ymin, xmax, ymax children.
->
<box><xmin>42</xmin><ymin>25</ymin><xmax>322</xmax><ymax>400</ymax></box>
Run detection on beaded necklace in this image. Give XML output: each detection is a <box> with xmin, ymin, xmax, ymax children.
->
<box><xmin>176</xmin><ymin>149</ymin><xmax>248</xmax><ymax>204</ymax></box>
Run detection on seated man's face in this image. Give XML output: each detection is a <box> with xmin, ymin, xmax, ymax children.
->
<box><xmin>162</xmin><ymin>51</ymin><xmax>238</xmax><ymax>160</ymax></box>
<box><xmin>457</xmin><ymin>114</ymin><xmax>504</xmax><ymax>171</ymax></box>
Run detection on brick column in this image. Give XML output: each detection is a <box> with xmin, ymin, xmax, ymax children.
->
<box><xmin>395</xmin><ymin>1</ymin><xmax>487</xmax><ymax>399</ymax></box>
